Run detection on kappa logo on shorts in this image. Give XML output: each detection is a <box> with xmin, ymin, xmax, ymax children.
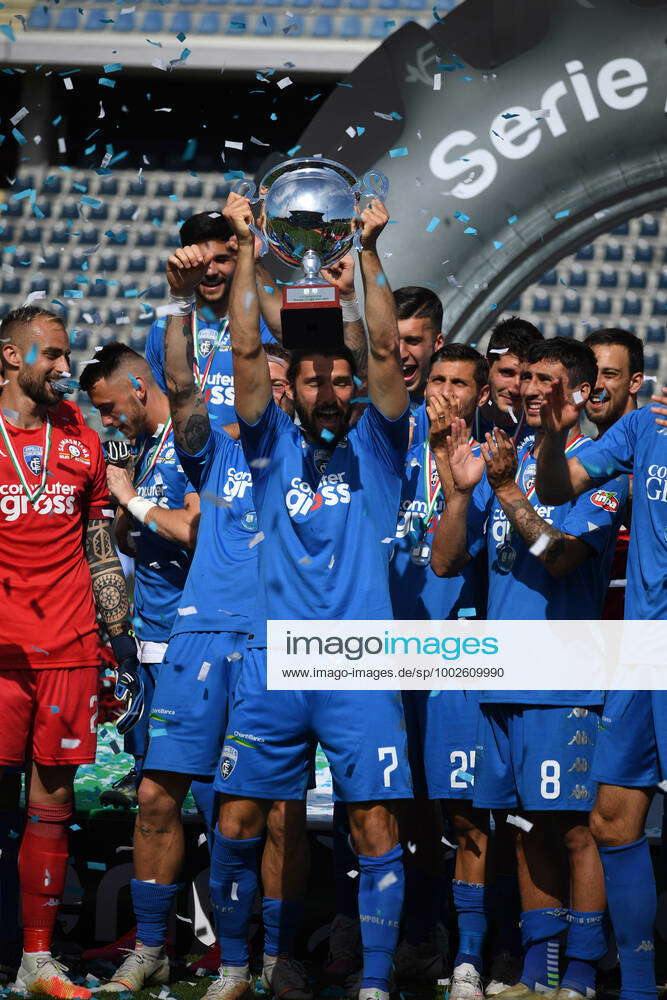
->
<box><xmin>566</xmin><ymin>707</ymin><xmax>589</xmax><ymax>719</ymax></box>
<box><xmin>568</xmin><ymin>757</ymin><xmax>589</xmax><ymax>773</ymax></box>
<box><xmin>220</xmin><ymin>744</ymin><xmax>238</xmax><ymax>780</ymax></box>
<box><xmin>569</xmin><ymin>784</ymin><xmax>590</xmax><ymax>800</ymax></box>
<box><xmin>590</xmin><ymin>489</ymin><xmax>619</xmax><ymax>512</ymax></box>
<box><xmin>568</xmin><ymin>730</ymin><xmax>591</xmax><ymax>746</ymax></box>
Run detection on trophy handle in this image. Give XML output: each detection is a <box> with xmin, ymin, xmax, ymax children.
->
<box><xmin>361</xmin><ymin>170</ymin><xmax>389</xmax><ymax>201</ymax></box>
<box><xmin>229</xmin><ymin>179</ymin><xmax>269</xmax><ymax>257</ymax></box>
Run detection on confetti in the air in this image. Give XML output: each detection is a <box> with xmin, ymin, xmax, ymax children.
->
<box><xmin>529</xmin><ymin>533</ymin><xmax>551</xmax><ymax>557</ymax></box>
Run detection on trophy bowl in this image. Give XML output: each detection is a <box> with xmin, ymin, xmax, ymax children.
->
<box><xmin>259</xmin><ymin>157</ymin><xmax>359</xmax><ymax>281</ymax></box>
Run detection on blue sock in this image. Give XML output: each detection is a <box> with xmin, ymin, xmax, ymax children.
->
<box><xmin>358</xmin><ymin>845</ymin><xmax>404</xmax><ymax>991</ymax></box>
<box><xmin>263</xmin><ymin>897</ymin><xmax>305</xmax><ymax>957</ymax></box>
<box><xmin>0</xmin><ymin>807</ymin><xmax>22</xmax><ymax>961</ymax></box>
<box><xmin>333</xmin><ymin>802</ymin><xmax>359</xmax><ymax>919</ymax></box>
<box><xmin>452</xmin><ymin>880</ymin><xmax>486</xmax><ymax>973</ymax></box>
<box><xmin>131</xmin><ymin>878</ymin><xmax>179</xmax><ymax>948</ymax></box>
<box><xmin>520</xmin><ymin>908</ymin><xmax>568</xmax><ymax>992</ymax></box>
<box><xmin>488</xmin><ymin>874</ymin><xmax>521</xmax><ymax>957</ymax></box>
<box><xmin>404</xmin><ymin>867</ymin><xmax>441</xmax><ymax>946</ymax></box>
<box><xmin>209</xmin><ymin>830</ymin><xmax>261</xmax><ymax>967</ymax></box>
<box><xmin>561</xmin><ymin>910</ymin><xmax>606</xmax><ymax>995</ymax></box>
<box><xmin>599</xmin><ymin>838</ymin><xmax>657</xmax><ymax>1000</ymax></box>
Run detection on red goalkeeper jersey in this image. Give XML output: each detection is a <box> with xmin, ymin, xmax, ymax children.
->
<box><xmin>0</xmin><ymin>400</ymin><xmax>112</xmax><ymax>669</ymax></box>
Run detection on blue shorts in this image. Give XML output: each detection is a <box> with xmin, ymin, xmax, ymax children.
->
<box><xmin>124</xmin><ymin>661</ymin><xmax>161</xmax><ymax>764</ymax></box>
<box><xmin>423</xmin><ymin>690</ymin><xmax>479</xmax><ymax>801</ymax></box>
<box><xmin>143</xmin><ymin>631</ymin><xmax>246</xmax><ymax>780</ymax></box>
<box><xmin>216</xmin><ymin>648</ymin><xmax>413</xmax><ymax>802</ymax></box>
<box><xmin>592</xmin><ymin>691</ymin><xmax>667</xmax><ymax>788</ymax></box>
<box><xmin>473</xmin><ymin>703</ymin><xmax>600</xmax><ymax>812</ymax></box>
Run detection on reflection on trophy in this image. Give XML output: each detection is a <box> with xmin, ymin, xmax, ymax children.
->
<box><xmin>235</xmin><ymin>157</ymin><xmax>388</xmax><ymax>349</ymax></box>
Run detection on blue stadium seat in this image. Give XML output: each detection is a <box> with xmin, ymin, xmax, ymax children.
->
<box><xmin>644</xmin><ymin>353</ymin><xmax>660</xmax><ymax>372</ymax></box>
<box><xmin>197</xmin><ymin>11</ymin><xmax>220</xmax><ymax>30</ymax></box>
<box><xmin>60</xmin><ymin>202</ymin><xmax>79</xmax><ymax>222</ymax></box>
<box><xmin>183</xmin><ymin>179</ymin><xmax>204</xmax><ymax>197</ymax></box>
<box><xmin>562</xmin><ymin>292</ymin><xmax>581</xmax><ymax>314</ymax></box>
<box><xmin>127</xmin><ymin>252</ymin><xmax>147</xmax><ymax>273</ymax></box>
<box><xmin>85</xmin><ymin>8</ymin><xmax>108</xmax><ymax>28</ymax></box>
<box><xmin>15</xmin><ymin>174</ymin><xmax>35</xmax><ymax>191</ymax></box>
<box><xmin>57</xmin><ymin>7</ymin><xmax>80</xmax><ymax>28</ymax></box>
<box><xmin>610</xmin><ymin>221</ymin><xmax>629</xmax><ymax>236</ymax></box>
<box><xmin>141</xmin><ymin>10</ymin><xmax>163</xmax><ymax>31</ymax></box>
<box><xmin>100</xmin><ymin>252</ymin><xmax>119</xmax><ymax>272</ymax></box>
<box><xmin>313</xmin><ymin>13</ymin><xmax>332</xmax><ymax>33</ymax></box>
<box><xmin>321</xmin><ymin>0</ymin><xmax>340</xmax><ymax>8</ymax></box>
<box><xmin>1</xmin><ymin>277</ymin><xmax>21</xmax><ymax>295</ymax></box>
<box><xmin>50</xmin><ymin>225</ymin><xmax>71</xmax><ymax>244</ymax></box>
<box><xmin>555</xmin><ymin>320</ymin><xmax>574</xmax><ymax>338</ymax></box>
<box><xmin>212</xmin><ymin>182</ymin><xmax>230</xmax><ymax>199</ymax></box>
<box><xmin>34</xmin><ymin>201</ymin><xmax>51</xmax><ymax>219</ymax></box>
<box><xmin>227</xmin><ymin>12</ymin><xmax>247</xmax><ymax>29</ymax></box>
<box><xmin>69</xmin><ymin>329</ymin><xmax>90</xmax><ymax>352</ymax></box>
<box><xmin>293</xmin><ymin>0</ymin><xmax>312</xmax><ymax>7</ymax></box>
<box><xmin>639</xmin><ymin>216</ymin><xmax>659</xmax><ymax>238</ymax></box>
<box><xmin>137</xmin><ymin>307</ymin><xmax>156</xmax><ymax>325</ymax></box>
<box><xmin>404</xmin><ymin>0</ymin><xmax>425</xmax><ymax>9</ymax></box>
<box><xmin>113</xmin><ymin>10</ymin><xmax>135</xmax><ymax>29</ymax></box>
<box><xmin>146</xmin><ymin>204</ymin><xmax>165</xmax><ymax>223</ymax></box>
<box><xmin>23</xmin><ymin>224</ymin><xmax>43</xmax><ymax>243</ymax></box>
<box><xmin>0</xmin><ymin>303</ymin><xmax>11</xmax><ymax>319</ymax></box>
<box><xmin>634</xmin><ymin>242</ymin><xmax>654</xmax><ymax>263</ymax></box>
<box><xmin>79</xmin><ymin>226</ymin><xmax>100</xmax><ymax>245</ymax></box>
<box><xmin>206</xmin><ymin>0</ymin><xmax>228</xmax><ymax>7</ymax></box>
<box><xmin>622</xmin><ymin>294</ymin><xmax>642</xmax><ymax>316</ymax></box>
<box><xmin>369</xmin><ymin>15</ymin><xmax>389</xmax><ymax>35</ymax></box>
<box><xmin>136</xmin><ymin>227</ymin><xmax>157</xmax><ymax>247</ymax></box>
<box><xmin>42</xmin><ymin>251</ymin><xmax>61</xmax><ymax>270</ymax></box>
<box><xmin>646</xmin><ymin>324</ymin><xmax>666</xmax><ymax>344</ymax></box>
<box><xmin>532</xmin><ymin>292</ymin><xmax>551</xmax><ymax>313</ymax></box>
<box><xmin>89</xmin><ymin>203</ymin><xmax>109</xmax><ymax>221</ymax></box>
<box><xmin>658</xmin><ymin>268</ymin><xmax>667</xmax><ymax>290</ymax></box>
<box><xmin>28</xmin><ymin>6</ymin><xmax>51</xmax><ymax>28</ymax></box>
<box><xmin>162</xmin><ymin>230</ymin><xmax>181</xmax><ymax>249</ymax></box>
<box><xmin>598</xmin><ymin>267</ymin><xmax>618</xmax><ymax>288</ymax></box>
<box><xmin>628</xmin><ymin>266</ymin><xmax>647</xmax><ymax>289</ymax></box>
<box><xmin>129</xmin><ymin>332</ymin><xmax>148</xmax><ymax>351</ymax></box>
<box><xmin>255</xmin><ymin>13</ymin><xmax>274</xmax><ymax>31</ymax></box>
<box><xmin>98</xmin><ymin>325</ymin><xmax>119</xmax><ymax>345</ymax></box>
<box><xmin>155</xmin><ymin>179</ymin><xmax>175</xmax><ymax>198</ymax></box>
<box><xmin>538</xmin><ymin>269</ymin><xmax>557</xmax><ymax>286</ymax></box>
<box><xmin>568</xmin><ymin>266</ymin><xmax>587</xmax><ymax>287</ymax></box>
<box><xmin>42</xmin><ymin>175</ymin><xmax>62</xmax><ymax>195</ymax></box>
<box><xmin>340</xmin><ymin>13</ymin><xmax>360</xmax><ymax>34</ymax></box>
<box><xmin>604</xmin><ymin>242</ymin><xmax>623</xmax><ymax>262</ymax></box>
<box><xmin>638</xmin><ymin>381</ymin><xmax>655</xmax><ymax>399</ymax></box>
<box><xmin>652</xmin><ymin>295</ymin><xmax>667</xmax><ymax>317</ymax></box>
<box><xmin>29</xmin><ymin>274</ymin><xmax>49</xmax><ymax>293</ymax></box>
<box><xmin>99</xmin><ymin>177</ymin><xmax>119</xmax><ymax>196</ymax></box>
<box><xmin>283</xmin><ymin>12</ymin><xmax>303</xmax><ymax>30</ymax></box>
<box><xmin>88</xmin><ymin>279</ymin><xmax>108</xmax><ymax>298</ymax></box>
<box><xmin>5</xmin><ymin>201</ymin><xmax>24</xmax><ymax>218</ymax></box>
<box><xmin>146</xmin><ymin>279</ymin><xmax>166</xmax><ymax>299</ymax></box>
<box><xmin>118</xmin><ymin>201</ymin><xmax>138</xmax><ymax>221</ymax></box>
<box><xmin>575</xmin><ymin>244</ymin><xmax>594</xmax><ymax>261</ymax></box>
<box><xmin>69</xmin><ymin>253</ymin><xmax>87</xmax><ymax>270</ymax></box>
<box><xmin>170</xmin><ymin>11</ymin><xmax>191</xmax><ymax>31</ymax></box>
<box><xmin>592</xmin><ymin>294</ymin><xmax>612</xmax><ymax>315</ymax></box>
<box><xmin>12</xmin><ymin>249</ymin><xmax>32</xmax><ymax>267</ymax></box>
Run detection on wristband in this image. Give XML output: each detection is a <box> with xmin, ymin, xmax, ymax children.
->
<box><xmin>167</xmin><ymin>292</ymin><xmax>196</xmax><ymax>316</ymax></box>
<box><xmin>110</xmin><ymin>632</ymin><xmax>139</xmax><ymax>664</ymax></box>
<box><xmin>341</xmin><ymin>297</ymin><xmax>361</xmax><ymax>323</ymax></box>
<box><xmin>127</xmin><ymin>496</ymin><xmax>158</xmax><ymax>524</ymax></box>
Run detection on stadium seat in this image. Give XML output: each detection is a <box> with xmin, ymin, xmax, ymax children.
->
<box><xmin>118</xmin><ymin>201</ymin><xmax>139</xmax><ymax>222</ymax></box>
<box><xmin>154</xmin><ymin>179</ymin><xmax>175</xmax><ymax>198</ymax></box>
<box><xmin>652</xmin><ymin>294</ymin><xmax>667</xmax><ymax>317</ymax></box>
<box><xmin>532</xmin><ymin>293</ymin><xmax>551</xmax><ymax>313</ymax></box>
<box><xmin>99</xmin><ymin>177</ymin><xmax>119</xmax><ymax>196</ymax></box>
<box><xmin>598</xmin><ymin>267</ymin><xmax>618</xmax><ymax>288</ymax></box>
<box><xmin>561</xmin><ymin>292</ymin><xmax>581</xmax><ymax>314</ymax></box>
<box><xmin>108</xmin><ymin>306</ymin><xmax>130</xmax><ymax>325</ymax></box>
<box><xmin>639</xmin><ymin>215</ymin><xmax>660</xmax><ymax>237</ymax></box>
<box><xmin>604</xmin><ymin>241</ymin><xmax>623</xmax><ymax>262</ymax></box>
<box><xmin>50</xmin><ymin>225</ymin><xmax>71</xmax><ymax>244</ymax></box>
<box><xmin>568</xmin><ymin>265</ymin><xmax>588</xmax><ymax>287</ymax></box>
<box><xmin>555</xmin><ymin>320</ymin><xmax>574</xmax><ymax>338</ymax></box>
<box><xmin>142</xmin><ymin>9</ymin><xmax>164</xmax><ymax>31</ymax></box>
<box><xmin>28</xmin><ymin>6</ymin><xmax>52</xmax><ymax>28</ymax></box>
<box><xmin>610</xmin><ymin>221</ymin><xmax>629</xmax><ymax>236</ymax></box>
<box><xmin>34</xmin><ymin>201</ymin><xmax>51</xmax><ymax>219</ymax></box>
<box><xmin>255</xmin><ymin>13</ymin><xmax>275</xmax><ymax>32</ymax></box>
<box><xmin>85</xmin><ymin>8</ymin><xmax>109</xmax><ymax>28</ymax></box>
<box><xmin>146</xmin><ymin>279</ymin><xmax>167</xmax><ymax>299</ymax></box>
<box><xmin>170</xmin><ymin>11</ymin><xmax>192</xmax><ymax>32</ymax></box>
<box><xmin>284</xmin><ymin>12</ymin><xmax>304</xmax><ymax>30</ymax></box>
<box><xmin>100</xmin><ymin>253</ymin><xmax>119</xmax><ymax>272</ymax></box>
<box><xmin>340</xmin><ymin>14</ymin><xmax>361</xmax><ymax>34</ymax></box>
<box><xmin>5</xmin><ymin>201</ymin><xmax>24</xmax><ymax>218</ymax></box>
<box><xmin>644</xmin><ymin>353</ymin><xmax>660</xmax><ymax>372</ymax></box>
<box><xmin>127</xmin><ymin>252</ymin><xmax>147</xmax><ymax>273</ymax></box>
<box><xmin>112</xmin><ymin>10</ymin><xmax>135</xmax><ymax>29</ymax></box>
<box><xmin>313</xmin><ymin>13</ymin><xmax>332</xmax><ymax>33</ymax></box>
<box><xmin>42</xmin><ymin>251</ymin><xmax>61</xmax><ymax>270</ymax></box>
<box><xmin>60</xmin><ymin>201</ymin><xmax>80</xmax><ymax>221</ymax></box>
<box><xmin>646</xmin><ymin>324</ymin><xmax>666</xmax><ymax>344</ymax></box>
<box><xmin>57</xmin><ymin>7</ymin><xmax>81</xmax><ymax>29</ymax></box>
<box><xmin>575</xmin><ymin>244</ymin><xmax>594</xmax><ymax>261</ymax></box>
<box><xmin>206</xmin><ymin>0</ymin><xmax>228</xmax><ymax>7</ymax></box>
<box><xmin>293</xmin><ymin>0</ymin><xmax>312</xmax><ymax>7</ymax></box>
<box><xmin>227</xmin><ymin>12</ymin><xmax>247</xmax><ymax>30</ymax></box>
<box><xmin>627</xmin><ymin>267</ymin><xmax>647</xmax><ymax>290</ymax></box>
<box><xmin>0</xmin><ymin>302</ymin><xmax>10</xmax><ymax>319</ymax></box>
<box><xmin>212</xmin><ymin>182</ymin><xmax>231</xmax><ymax>200</ymax></box>
<box><xmin>404</xmin><ymin>0</ymin><xmax>425</xmax><ymax>9</ymax></box>
<box><xmin>41</xmin><ymin>175</ymin><xmax>62</xmax><ymax>195</ymax></box>
<box><xmin>658</xmin><ymin>268</ymin><xmax>667</xmax><ymax>290</ymax></box>
<box><xmin>592</xmin><ymin>294</ymin><xmax>612</xmax><ymax>315</ymax></box>
<box><xmin>79</xmin><ymin>226</ymin><xmax>100</xmax><ymax>245</ymax></box>
<box><xmin>89</xmin><ymin>203</ymin><xmax>109</xmax><ymax>221</ymax></box>
<box><xmin>183</xmin><ymin>179</ymin><xmax>204</xmax><ymax>198</ymax></box>
<box><xmin>321</xmin><ymin>0</ymin><xmax>340</xmax><ymax>9</ymax></box>
<box><xmin>69</xmin><ymin>328</ymin><xmax>90</xmax><ymax>351</ymax></box>
<box><xmin>136</xmin><ymin>227</ymin><xmax>157</xmax><ymax>247</ymax></box>
<box><xmin>137</xmin><ymin>306</ymin><xmax>156</xmax><ymax>325</ymax></box>
<box><xmin>12</xmin><ymin>249</ymin><xmax>32</xmax><ymax>267</ymax></box>
<box><xmin>29</xmin><ymin>274</ymin><xmax>50</xmax><ymax>294</ymax></box>
<box><xmin>622</xmin><ymin>293</ymin><xmax>642</xmax><ymax>316</ymax></box>
<box><xmin>146</xmin><ymin>204</ymin><xmax>165</xmax><ymax>223</ymax></box>
<box><xmin>634</xmin><ymin>242</ymin><xmax>654</xmax><ymax>263</ymax></box>
<box><xmin>69</xmin><ymin>253</ymin><xmax>87</xmax><ymax>271</ymax></box>
<box><xmin>87</xmin><ymin>279</ymin><xmax>108</xmax><ymax>298</ymax></box>
<box><xmin>23</xmin><ymin>224</ymin><xmax>43</xmax><ymax>243</ymax></box>
<box><xmin>538</xmin><ymin>269</ymin><xmax>557</xmax><ymax>286</ymax></box>
<box><xmin>638</xmin><ymin>381</ymin><xmax>655</xmax><ymax>399</ymax></box>
<box><xmin>369</xmin><ymin>16</ymin><xmax>389</xmax><ymax>35</ymax></box>
<box><xmin>1</xmin><ymin>277</ymin><xmax>21</xmax><ymax>295</ymax></box>
<box><xmin>197</xmin><ymin>11</ymin><xmax>220</xmax><ymax>30</ymax></box>
<box><xmin>129</xmin><ymin>331</ymin><xmax>148</xmax><ymax>351</ymax></box>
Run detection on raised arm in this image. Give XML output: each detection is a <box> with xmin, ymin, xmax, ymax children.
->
<box><xmin>535</xmin><ymin>377</ymin><xmax>594</xmax><ymax>503</ymax></box>
<box><xmin>359</xmin><ymin>200</ymin><xmax>408</xmax><ymax>420</ymax></box>
<box><xmin>486</xmin><ymin>429</ymin><xmax>592</xmax><ymax>578</ymax></box>
<box><xmin>321</xmin><ymin>253</ymin><xmax>368</xmax><ymax>378</ymax></box>
<box><xmin>430</xmin><ymin>417</ymin><xmax>485</xmax><ymax>577</ymax></box>
<box><xmin>84</xmin><ymin>517</ymin><xmax>143</xmax><ymax>733</ymax></box>
<box><xmin>224</xmin><ymin>192</ymin><xmax>272</xmax><ymax>425</ymax></box>
<box><xmin>106</xmin><ymin>465</ymin><xmax>200</xmax><ymax>548</ymax></box>
<box><xmin>164</xmin><ymin>247</ymin><xmax>212</xmax><ymax>454</ymax></box>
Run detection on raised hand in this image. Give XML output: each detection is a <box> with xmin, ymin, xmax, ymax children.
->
<box><xmin>540</xmin><ymin>375</ymin><xmax>583</xmax><ymax>435</ymax></box>
<box><xmin>357</xmin><ymin>198</ymin><xmax>389</xmax><ymax>250</ymax></box>
<box><xmin>481</xmin><ymin>428</ymin><xmax>517</xmax><ymax>492</ymax></box>
<box><xmin>446</xmin><ymin>416</ymin><xmax>484</xmax><ymax>492</ymax></box>
<box><xmin>106</xmin><ymin>465</ymin><xmax>137</xmax><ymax>508</ymax></box>
<box><xmin>222</xmin><ymin>191</ymin><xmax>255</xmax><ymax>245</ymax></box>
<box><xmin>427</xmin><ymin>393</ymin><xmax>459</xmax><ymax>452</ymax></box>
<box><xmin>166</xmin><ymin>244</ymin><xmax>211</xmax><ymax>297</ymax></box>
<box><xmin>321</xmin><ymin>253</ymin><xmax>356</xmax><ymax>298</ymax></box>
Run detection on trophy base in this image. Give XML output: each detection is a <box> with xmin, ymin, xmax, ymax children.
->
<box><xmin>281</xmin><ymin>284</ymin><xmax>345</xmax><ymax>350</ymax></box>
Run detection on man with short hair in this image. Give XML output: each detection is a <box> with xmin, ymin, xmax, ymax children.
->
<box><xmin>79</xmin><ymin>344</ymin><xmax>200</xmax><ymax>797</ymax></box>
<box><xmin>433</xmin><ymin>337</ymin><xmax>628</xmax><ymax>1000</ymax></box>
<box><xmin>199</xmin><ymin>190</ymin><xmax>413</xmax><ymax>1000</ymax></box>
<box><xmin>474</xmin><ymin>317</ymin><xmax>543</xmax><ymax>444</ymax></box>
<box><xmin>394</xmin><ymin>286</ymin><xmax>445</xmax><ymax>445</ymax></box>
<box><xmin>583</xmin><ymin>327</ymin><xmax>644</xmax><ymax>436</ymax></box>
<box><xmin>535</xmin><ymin>375</ymin><xmax>667</xmax><ymax>1000</ymax></box>
<box><xmin>0</xmin><ymin>306</ymin><xmax>139</xmax><ymax>1000</ymax></box>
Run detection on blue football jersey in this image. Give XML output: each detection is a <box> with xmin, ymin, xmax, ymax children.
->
<box><xmin>146</xmin><ymin>312</ymin><xmax>275</xmax><ymax>426</ymax></box>
<box><xmin>173</xmin><ymin>430</ymin><xmax>259</xmax><ymax>637</ymax></box>
<box><xmin>390</xmin><ymin>438</ymin><xmax>486</xmax><ymax>620</ymax></box>
<box><xmin>132</xmin><ymin>425</ymin><xmax>194</xmax><ymax>642</ymax></box>
<box><xmin>239</xmin><ymin>399</ymin><xmax>409</xmax><ymax>646</ymax></box>
<box><xmin>409</xmin><ymin>399</ymin><xmax>429</xmax><ymax>449</ymax></box>
<box><xmin>575</xmin><ymin>406</ymin><xmax>667</xmax><ymax>620</ymax></box>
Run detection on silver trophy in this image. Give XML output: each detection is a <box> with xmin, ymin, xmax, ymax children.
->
<box><xmin>233</xmin><ymin>158</ymin><xmax>388</xmax><ymax>348</ymax></box>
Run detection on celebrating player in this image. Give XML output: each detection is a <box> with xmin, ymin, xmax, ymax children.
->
<box><xmin>474</xmin><ymin>317</ymin><xmax>543</xmax><ymax>446</ymax></box>
<box><xmin>0</xmin><ymin>307</ymin><xmax>140</xmax><ymax>1000</ymax></box>
<box><xmin>394</xmin><ymin>286</ymin><xmax>445</xmax><ymax>446</ymax></box>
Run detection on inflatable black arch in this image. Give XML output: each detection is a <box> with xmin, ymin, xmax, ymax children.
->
<box><xmin>289</xmin><ymin>0</ymin><xmax>667</xmax><ymax>342</ymax></box>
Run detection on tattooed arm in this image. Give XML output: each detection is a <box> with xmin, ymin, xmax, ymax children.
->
<box><xmin>84</xmin><ymin>518</ymin><xmax>132</xmax><ymax>638</ymax></box>
<box><xmin>163</xmin><ymin>246</ymin><xmax>212</xmax><ymax>455</ymax></box>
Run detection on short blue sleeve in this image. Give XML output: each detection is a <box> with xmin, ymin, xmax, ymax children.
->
<box><xmin>560</xmin><ymin>476</ymin><xmax>629</xmax><ymax>556</ymax></box>
<box><xmin>145</xmin><ymin>319</ymin><xmax>167</xmax><ymax>393</ymax></box>
<box><xmin>576</xmin><ymin>410</ymin><xmax>638</xmax><ymax>482</ymax></box>
<box><xmin>353</xmin><ymin>404</ymin><xmax>410</xmax><ymax>477</ymax></box>
<box><xmin>174</xmin><ymin>429</ymin><xmax>218</xmax><ymax>493</ymax></box>
<box><xmin>467</xmin><ymin>474</ymin><xmax>493</xmax><ymax>559</ymax></box>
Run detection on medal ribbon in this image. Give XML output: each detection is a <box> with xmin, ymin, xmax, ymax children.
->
<box><xmin>0</xmin><ymin>411</ymin><xmax>52</xmax><ymax>504</ymax></box>
<box><xmin>515</xmin><ymin>432</ymin><xmax>586</xmax><ymax>499</ymax></box>
<box><xmin>421</xmin><ymin>442</ymin><xmax>442</xmax><ymax>532</ymax></box>
<box><xmin>192</xmin><ymin>312</ymin><xmax>228</xmax><ymax>390</ymax></box>
<box><xmin>133</xmin><ymin>419</ymin><xmax>173</xmax><ymax>488</ymax></box>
